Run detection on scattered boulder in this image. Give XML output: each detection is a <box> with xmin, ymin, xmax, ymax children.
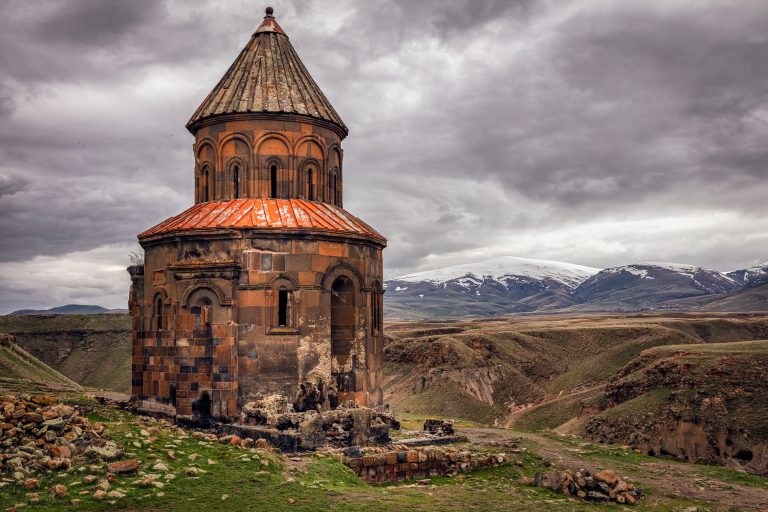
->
<box><xmin>107</xmin><ymin>459</ymin><xmax>139</xmax><ymax>474</ymax></box>
<box><xmin>49</xmin><ymin>484</ymin><xmax>68</xmax><ymax>499</ymax></box>
<box><xmin>22</xmin><ymin>478</ymin><xmax>39</xmax><ymax>489</ymax></box>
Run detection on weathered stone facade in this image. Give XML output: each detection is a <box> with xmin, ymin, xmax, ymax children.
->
<box><xmin>128</xmin><ymin>8</ymin><xmax>386</xmax><ymax>426</ymax></box>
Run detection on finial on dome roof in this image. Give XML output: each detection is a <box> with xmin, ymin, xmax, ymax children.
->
<box><xmin>256</xmin><ymin>5</ymin><xmax>285</xmax><ymax>34</ymax></box>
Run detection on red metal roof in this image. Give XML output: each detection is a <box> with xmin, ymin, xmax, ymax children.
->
<box><xmin>138</xmin><ymin>199</ymin><xmax>386</xmax><ymax>244</ymax></box>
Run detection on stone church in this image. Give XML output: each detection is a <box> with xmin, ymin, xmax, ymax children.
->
<box><xmin>128</xmin><ymin>8</ymin><xmax>386</xmax><ymax>425</ymax></box>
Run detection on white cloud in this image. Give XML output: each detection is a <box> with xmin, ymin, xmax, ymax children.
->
<box><xmin>0</xmin><ymin>244</ymin><xmax>133</xmax><ymax>314</ymax></box>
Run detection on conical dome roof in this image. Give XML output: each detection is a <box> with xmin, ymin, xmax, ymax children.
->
<box><xmin>186</xmin><ymin>7</ymin><xmax>347</xmax><ymax>135</ymax></box>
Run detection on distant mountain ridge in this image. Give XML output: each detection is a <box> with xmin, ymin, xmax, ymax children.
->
<box><xmin>385</xmin><ymin>257</ymin><xmax>768</xmax><ymax>319</ymax></box>
<box><xmin>386</xmin><ymin>256</ymin><xmax>600</xmax><ymax>319</ymax></box>
<box><xmin>9</xmin><ymin>304</ymin><xmax>123</xmax><ymax>315</ymax></box>
<box><xmin>571</xmin><ymin>263</ymin><xmax>741</xmax><ymax>311</ymax></box>
<box><xmin>727</xmin><ymin>262</ymin><xmax>768</xmax><ymax>288</ymax></box>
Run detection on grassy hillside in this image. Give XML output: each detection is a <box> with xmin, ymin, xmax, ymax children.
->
<box><xmin>0</xmin><ymin>314</ymin><xmax>131</xmax><ymax>392</ymax></box>
<box><xmin>583</xmin><ymin>340</ymin><xmax>768</xmax><ymax>474</ymax></box>
<box><xmin>384</xmin><ymin>314</ymin><xmax>768</xmax><ymax>426</ymax></box>
<box><xmin>0</xmin><ymin>334</ymin><xmax>80</xmax><ymax>389</ymax></box>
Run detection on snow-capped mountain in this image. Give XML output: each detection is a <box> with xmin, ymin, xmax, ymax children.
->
<box><xmin>727</xmin><ymin>262</ymin><xmax>768</xmax><ymax>288</ymax></box>
<box><xmin>383</xmin><ymin>257</ymin><xmax>766</xmax><ymax>319</ymax></box>
<box><xmin>385</xmin><ymin>256</ymin><xmax>600</xmax><ymax>318</ymax></box>
<box><xmin>394</xmin><ymin>256</ymin><xmax>599</xmax><ymax>289</ymax></box>
<box><xmin>571</xmin><ymin>262</ymin><xmax>741</xmax><ymax>310</ymax></box>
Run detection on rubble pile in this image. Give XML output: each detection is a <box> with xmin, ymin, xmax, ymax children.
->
<box><xmin>234</xmin><ymin>395</ymin><xmax>399</xmax><ymax>451</ymax></box>
<box><xmin>341</xmin><ymin>445</ymin><xmax>508</xmax><ymax>483</ymax></box>
<box><xmin>423</xmin><ymin>418</ymin><xmax>454</xmax><ymax>436</ymax></box>
<box><xmin>0</xmin><ymin>394</ymin><xmax>121</xmax><ymax>480</ymax></box>
<box><xmin>529</xmin><ymin>468</ymin><xmax>641</xmax><ymax>504</ymax></box>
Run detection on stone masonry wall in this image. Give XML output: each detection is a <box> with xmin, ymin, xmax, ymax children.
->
<box><xmin>131</xmin><ymin>230</ymin><xmax>384</xmax><ymax>424</ymax></box>
<box><xmin>342</xmin><ymin>447</ymin><xmax>508</xmax><ymax>483</ymax></box>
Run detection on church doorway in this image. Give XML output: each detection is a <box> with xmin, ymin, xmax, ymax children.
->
<box><xmin>193</xmin><ymin>392</ymin><xmax>213</xmax><ymax>426</ymax></box>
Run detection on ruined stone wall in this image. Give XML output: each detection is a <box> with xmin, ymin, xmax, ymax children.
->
<box><xmin>130</xmin><ymin>230</ymin><xmax>384</xmax><ymax>423</ymax></box>
<box><xmin>193</xmin><ymin>116</ymin><xmax>344</xmax><ymax>206</ymax></box>
<box><xmin>342</xmin><ymin>447</ymin><xmax>508</xmax><ymax>483</ymax></box>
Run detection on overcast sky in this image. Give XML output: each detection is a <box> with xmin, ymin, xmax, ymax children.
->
<box><xmin>0</xmin><ymin>0</ymin><xmax>767</xmax><ymax>313</ymax></box>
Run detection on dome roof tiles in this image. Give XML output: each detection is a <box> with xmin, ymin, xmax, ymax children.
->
<box><xmin>186</xmin><ymin>9</ymin><xmax>347</xmax><ymax>134</ymax></box>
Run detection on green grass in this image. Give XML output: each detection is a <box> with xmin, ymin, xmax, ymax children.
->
<box><xmin>2</xmin><ymin>399</ymin><xmax>764</xmax><ymax>511</ymax></box>
<box><xmin>0</xmin><ymin>342</ymin><xmax>79</xmax><ymax>388</ymax></box>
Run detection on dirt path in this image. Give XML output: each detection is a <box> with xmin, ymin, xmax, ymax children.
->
<box><xmin>462</xmin><ymin>427</ymin><xmax>768</xmax><ymax>511</ymax></box>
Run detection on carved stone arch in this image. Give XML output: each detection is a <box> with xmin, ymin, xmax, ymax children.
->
<box><xmin>195</xmin><ymin>140</ymin><xmax>217</xmax><ymax>202</ymax></box>
<box><xmin>268</xmin><ymin>273</ymin><xmax>299</xmax><ymax>291</ymax></box>
<box><xmin>327</xmin><ymin>143</ymin><xmax>342</xmax><ymax>167</ymax></box>
<box><xmin>324</xmin><ymin>143</ymin><xmax>342</xmax><ymax>202</ymax></box>
<box><xmin>329</xmin><ymin>167</ymin><xmax>340</xmax><ymax>205</ymax></box>
<box><xmin>225</xmin><ymin>156</ymin><xmax>247</xmax><ymax>199</ymax></box>
<box><xmin>256</xmin><ymin>133</ymin><xmax>291</xmax><ymax>197</ymax></box>
<box><xmin>181</xmin><ymin>282</ymin><xmax>228</xmax><ymax>307</ymax></box>
<box><xmin>255</xmin><ymin>132</ymin><xmax>292</xmax><ymax>154</ymax></box>
<box><xmin>322</xmin><ymin>262</ymin><xmax>365</xmax><ymax>292</ymax></box>
<box><xmin>153</xmin><ymin>288</ymin><xmax>169</xmax><ymax>304</ymax></box>
<box><xmin>217</xmin><ymin>133</ymin><xmax>253</xmax><ymax>198</ymax></box>
<box><xmin>195</xmin><ymin>138</ymin><xmax>217</xmax><ymax>161</ymax></box>
<box><xmin>299</xmin><ymin>157</ymin><xmax>321</xmax><ymax>200</ymax></box>
<box><xmin>152</xmin><ymin>289</ymin><xmax>169</xmax><ymax>331</ymax></box>
<box><xmin>293</xmin><ymin>134</ymin><xmax>327</xmax><ymax>162</ymax></box>
<box><xmin>268</xmin><ymin>274</ymin><xmax>299</xmax><ymax>332</ymax></box>
<box><xmin>216</xmin><ymin>132</ymin><xmax>253</xmax><ymax>160</ymax></box>
<box><xmin>264</xmin><ymin>156</ymin><xmax>288</xmax><ymax>198</ymax></box>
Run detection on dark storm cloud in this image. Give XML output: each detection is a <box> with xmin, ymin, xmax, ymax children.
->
<box><xmin>0</xmin><ymin>0</ymin><xmax>767</xmax><ymax>312</ymax></box>
<box><xmin>35</xmin><ymin>0</ymin><xmax>162</xmax><ymax>46</ymax></box>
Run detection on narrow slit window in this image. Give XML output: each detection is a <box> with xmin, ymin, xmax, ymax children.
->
<box><xmin>155</xmin><ymin>296</ymin><xmax>164</xmax><ymax>330</ymax></box>
<box><xmin>372</xmin><ymin>293</ymin><xmax>380</xmax><ymax>333</ymax></box>
<box><xmin>307</xmin><ymin>168</ymin><xmax>314</xmax><ymax>200</ymax></box>
<box><xmin>201</xmin><ymin>166</ymin><xmax>209</xmax><ymax>202</ymax></box>
<box><xmin>278</xmin><ymin>289</ymin><xmax>289</xmax><ymax>327</ymax></box>
<box><xmin>270</xmin><ymin>165</ymin><xmax>278</xmax><ymax>198</ymax></box>
<box><xmin>330</xmin><ymin>174</ymin><xmax>336</xmax><ymax>205</ymax></box>
<box><xmin>233</xmin><ymin>165</ymin><xmax>240</xmax><ymax>199</ymax></box>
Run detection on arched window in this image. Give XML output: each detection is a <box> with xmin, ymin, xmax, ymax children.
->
<box><xmin>268</xmin><ymin>277</ymin><xmax>297</xmax><ymax>333</ymax></box>
<box><xmin>154</xmin><ymin>295</ymin><xmax>164</xmax><ymax>330</ymax></box>
<box><xmin>330</xmin><ymin>173</ymin><xmax>337</xmax><ymax>205</ymax></box>
<box><xmin>306</xmin><ymin>168</ymin><xmax>314</xmax><ymax>200</ymax></box>
<box><xmin>232</xmin><ymin>164</ymin><xmax>240</xmax><ymax>199</ymax></box>
<box><xmin>201</xmin><ymin>165</ymin><xmax>210</xmax><ymax>202</ymax></box>
<box><xmin>270</xmin><ymin>164</ymin><xmax>278</xmax><ymax>198</ymax></box>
